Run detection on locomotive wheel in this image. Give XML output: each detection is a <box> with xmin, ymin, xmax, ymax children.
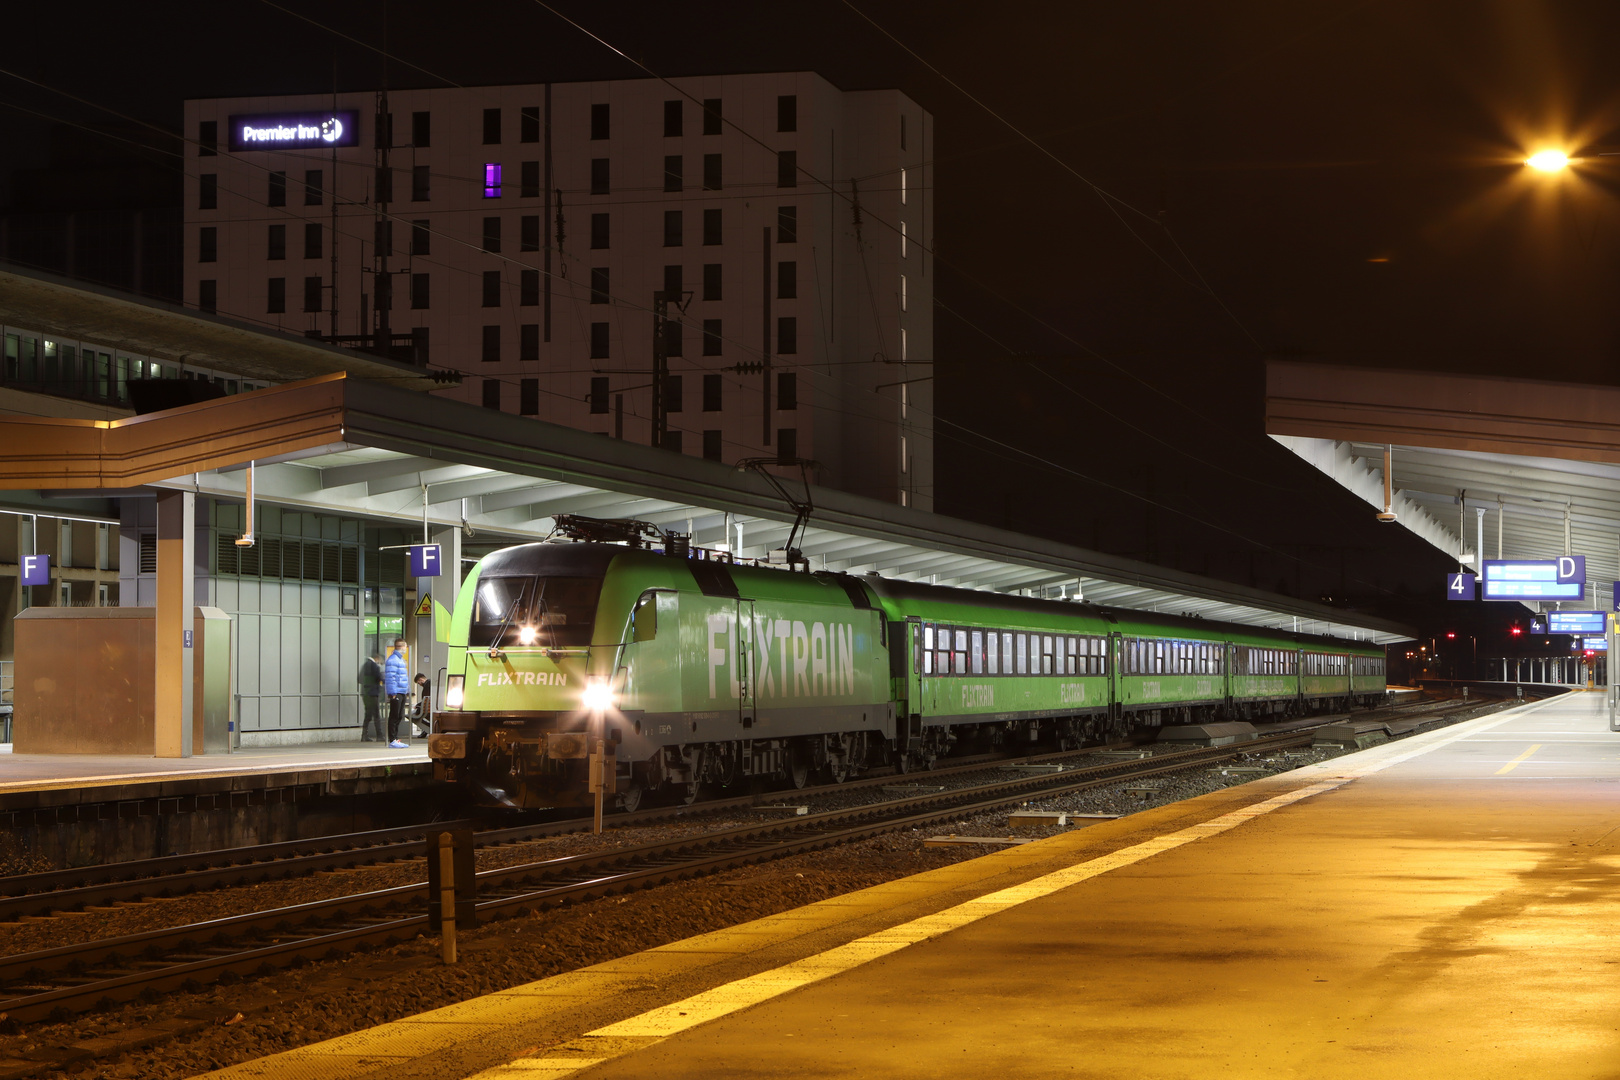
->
<box><xmin>788</xmin><ymin>758</ymin><xmax>810</xmax><ymax>789</ymax></box>
<box><xmin>618</xmin><ymin>784</ymin><xmax>643</xmax><ymax>813</ymax></box>
<box><xmin>825</xmin><ymin>758</ymin><xmax>850</xmax><ymax>784</ymax></box>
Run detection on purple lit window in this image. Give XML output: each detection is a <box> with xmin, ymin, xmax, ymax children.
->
<box><xmin>483</xmin><ymin>163</ymin><xmax>502</xmax><ymax>198</ymax></box>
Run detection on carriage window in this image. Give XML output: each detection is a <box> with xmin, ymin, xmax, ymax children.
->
<box><xmin>987</xmin><ymin>631</ymin><xmax>999</xmax><ymax>675</ymax></box>
<box><xmin>1066</xmin><ymin>636</ymin><xmax>1077</xmax><ymax>675</ymax></box>
<box><xmin>954</xmin><ymin>629</ymin><xmax>968</xmax><ymax>675</ymax></box>
<box><xmin>971</xmin><ymin>630</ymin><xmax>984</xmax><ymax>674</ymax></box>
<box><xmin>1040</xmin><ymin>635</ymin><xmax>1052</xmax><ymax>675</ymax></box>
<box><xmin>631</xmin><ymin>591</ymin><xmax>658</xmax><ymax>642</ymax></box>
<box><xmin>924</xmin><ymin>625</ymin><xmax>934</xmax><ymax>652</ymax></box>
<box><xmin>1016</xmin><ymin>633</ymin><xmax>1028</xmax><ymax>675</ymax></box>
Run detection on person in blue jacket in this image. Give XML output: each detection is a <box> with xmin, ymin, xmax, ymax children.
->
<box><xmin>384</xmin><ymin>638</ymin><xmax>411</xmax><ymax>748</ymax></box>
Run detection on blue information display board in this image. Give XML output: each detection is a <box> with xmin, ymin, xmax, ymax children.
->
<box><xmin>1482</xmin><ymin>559</ymin><xmax>1585</xmax><ymax>599</ymax></box>
<box><xmin>1548</xmin><ymin>610</ymin><xmax>1607</xmax><ymax>635</ymax></box>
<box><xmin>1584</xmin><ymin>636</ymin><xmax>1609</xmax><ymax>651</ymax></box>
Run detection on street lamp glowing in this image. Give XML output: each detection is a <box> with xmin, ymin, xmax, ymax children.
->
<box><xmin>1525</xmin><ymin>150</ymin><xmax>1570</xmax><ymax>172</ymax></box>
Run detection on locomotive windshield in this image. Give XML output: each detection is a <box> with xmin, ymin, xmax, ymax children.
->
<box><xmin>471</xmin><ymin>575</ymin><xmax>602</xmax><ymax>649</ymax></box>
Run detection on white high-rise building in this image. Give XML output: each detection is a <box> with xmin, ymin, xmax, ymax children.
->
<box><xmin>183</xmin><ymin>72</ymin><xmax>933</xmax><ymax>508</ymax></box>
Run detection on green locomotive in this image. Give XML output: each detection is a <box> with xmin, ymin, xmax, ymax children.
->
<box><xmin>428</xmin><ymin>537</ymin><xmax>1387</xmax><ymax>809</ymax></box>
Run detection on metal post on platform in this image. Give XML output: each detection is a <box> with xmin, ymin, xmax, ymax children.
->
<box><xmin>1609</xmin><ymin>610</ymin><xmax>1619</xmax><ymax>732</ymax></box>
<box><xmin>437</xmin><ymin>831</ymin><xmax>457</xmax><ymax>964</ymax></box>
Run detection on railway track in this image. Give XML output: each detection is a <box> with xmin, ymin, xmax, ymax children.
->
<box><xmin>0</xmin><ymin>692</ymin><xmax>1480</xmax><ymax>923</ymax></box>
<box><xmin>0</xmin><ymin>695</ymin><xmax>1510</xmax><ymax>1025</ymax></box>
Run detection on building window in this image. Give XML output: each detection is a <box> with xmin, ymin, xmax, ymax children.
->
<box><xmin>778</xmin><ymin>371</ymin><xmax>798</xmax><ymax>409</ymax></box>
<box><xmin>900</xmin><ymin>220</ymin><xmax>907</xmax><ymax>258</ymax></box>
<box><xmin>590</xmin><ymin>103</ymin><xmax>610</xmax><ymax>140</ymax></box>
<box><xmin>483</xmin><ymin>270</ymin><xmax>502</xmax><ymax>307</ymax></box>
<box><xmin>520</xmin><ymin>377</ymin><xmax>539</xmax><ymax>414</ymax></box>
<box><xmin>483</xmin><ymin>378</ymin><xmax>501</xmax><ymax>408</ymax></box>
<box><xmin>199</xmin><ymin>174</ymin><xmax>217</xmax><ymax>210</ymax></box>
<box><xmin>303</xmin><ymin>276</ymin><xmax>322</xmax><ymax>313</ymax></box>
<box><xmin>267</xmin><ymin>224</ymin><xmax>286</xmax><ymax>260</ymax></box>
<box><xmin>411</xmin><ymin>273</ymin><xmax>430</xmax><ymax>309</ymax></box>
<box><xmin>374</xmin><ymin>219</ymin><xmax>392</xmax><ymax>257</ymax></box>
<box><xmin>521</xmin><ymin>215</ymin><xmax>540</xmax><ymax>251</ymax></box>
<box><xmin>591</xmin><ymin>213</ymin><xmax>609</xmax><ymax>249</ymax></box>
<box><xmin>483</xmin><ymin>216</ymin><xmax>501</xmax><ymax>253</ymax></box>
<box><xmin>664</xmin><ymin>155</ymin><xmax>682</xmax><ymax>192</ymax></box>
<box><xmin>901</xmin><ymin>326</ymin><xmax>907</xmax><ymax>360</ymax></box>
<box><xmin>483</xmin><ymin>108</ymin><xmax>502</xmax><ymax>145</ymax></box>
<box><xmin>703</xmin><ymin>373</ymin><xmax>722</xmax><ymax>411</ymax></box>
<box><xmin>702</xmin><ymin>263</ymin><xmax>722</xmax><ymax>301</ymax></box>
<box><xmin>521</xmin><ymin>323</ymin><xmax>539</xmax><ymax>361</ymax></box>
<box><xmin>703</xmin><ymin>98</ymin><xmax>722</xmax><ymax>135</ymax></box>
<box><xmin>374</xmin><ymin>167</ymin><xmax>392</xmax><ymax>203</ymax></box>
<box><xmin>521</xmin><ymin>105</ymin><xmax>539</xmax><ymax>143</ymax></box>
<box><xmin>590</xmin><ymin>158</ymin><xmax>610</xmax><ymax>195</ymax></box>
<box><xmin>901</xmin><ymin>273</ymin><xmax>906</xmax><ymax>311</ymax></box>
<box><xmin>664</xmin><ymin>210</ymin><xmax>682</xmax><ymax>247</ymax></box>
<box><xmin>900</xmin><ymin>113</ymin><xmax>907</xmax><ymax>150</ymax></box>
<box><xmin>521</xmin><ymin>269</ymin><xmax>540</xmax><ymax>306</ymax></box>
<box><xmin>199</xmin><ymin>279</ymin><xmax>217</xmax><ymax>313</ymax></box>
<box><xmin>663</xmin><ymin>430</ymin><xmax>683</xmax><ymax>454</ymax></box>
<box><xmin>665</xmin><ymin>373</ymin><xmax>683</xmax><ymax>412</ymax></box>
<box><xmin>663</xmin><ymin>99</ymin><xmax>683</xmax><ymax>137</ymax></box>
<box><xmin>777</xmin><ymin>260</ymin><xmax>796</xmax><ymax>299</ymax></box>
<box><xmin>413</xmin><ymin>110</ymin><xmax>431</xmax><ymax>147</ymax></box>
<box><xmin>482</xmin><ymin>325</ymin><xmax>500</xmax><ymax>362</ymax></box>
<box><xmin>199</xmin><ymin>227</ymin><xmax>217</xmax><ymax>263</ymax></box>
<box><xmin>777</xmin><ymin>316</ymin><xmax>797</xmax><ymax>355</ymax></box>
<box><xmin>663</xmin><ymin>320</ymin><xmax>683</xmax><ymax>357</ymax></box>
<box><xmin>376</xmin><ymin>112</ymin><xmax>394</xmax><ymax>149</ymax></box>
<box><xmin>777</xmin><ymin>205</ymin><xmax>796</xmax><ymax>243</ymax></box>
<box><xmin>703</xmin><ymin>319</ymin><xmax>722</xmax><ymax>356</ymax></box>
<box><xmin>703</xmin><ymin>429</ymin><xmax>722</xmax><ymax>461</ymax></box>
<box><xmin>522</xmin><ymin>160</ymin><xmax>540</xmax><ymax>198</ymax></box>
<box><xmin>901</xmin><ymin>167</ymin><xmax>907</xmax><ymax>205</ymax></box>
<box><xmin>663</xmin><ymin>264</ymin><xmax>683</xmax><ymax>298</ymax></box>
<box><xmin>703</xmin><ymin>208</ymin><xmax>722</xmax><ymax>246</ymax></box>
<box><xmin>590</xmin><ymin>375</ymin><xmax>609</xmax><ymax>413</ymax></box>
<box><xmin>590</xmin><ymin>267</ymin><xmax>610</xmax><ymax>304</ymax></box>
<box><xmin>267</xmin><ymin>277</ymin><xmax>286</xmax><ymax>314</ymax></box>
<box><xmin>703</xmin><ymin>153</ymin><xmax>722</xmax><ymax>190</ymax></box>
<box><xmin>590</xmin><ymin>322</ymin><xmax>609</xmax><ymax>359</ymax></box>
<box><xmin>411</xmin><ymin>220</ymin><xmax>430</xmax><ymax>255</ymax></box>
<box><xmin>483</xmin><ymin>163</ymin><xmax>502</xmax><ymax>198</ymax></box>
<box><xmin>199</xmin><ymin>120</ymin><xmax>217</xmax><ymax>156</ymax></box>
<box><xmin>374</xmin><ymin>272</ymin><xmax>392</xmax><ymax>311</ymax></box>
<box><xmin>304</xmin><ymin>169</ymin><xmax>323</xmax><ymax>206</ymax></box>
<box><xmin>777</xmin><ymin>427</ymin><xmax>797</xmax><ymax>461</ymax></box>
<box><xmin>777</xmin><ymin>151</ymin><xmax>796</xmax><ymax>188</ymax></box>
<box><xmin>412</xmin><ymin>164</ymin><xmax>430</xmax><ymax>201</ymax></box>
<box><xmin>269</xmin><ymin>171</ymin><xmax>287</xmax><ymax>206</ymax></box>
<box><xmin>778</xmin><ymin>95</ymin><xmax>797</xmax><ymax>133</ymax></box>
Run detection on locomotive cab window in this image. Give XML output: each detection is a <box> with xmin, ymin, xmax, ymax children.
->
<box><xmin>631</xmin><ymin>591</ymin><xmax>658</xmax><ymax>642</ymax></box>
<box><xmin>472</xmin><ymin>574</ymin><xmax>601</xmax><ymax>649</ymax></box>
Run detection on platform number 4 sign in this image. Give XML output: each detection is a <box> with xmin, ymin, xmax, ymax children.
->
<box><xmin>1447</xmin><ymin>573</ymin><xmax>1477</xmax><ymax>600</ymax></box>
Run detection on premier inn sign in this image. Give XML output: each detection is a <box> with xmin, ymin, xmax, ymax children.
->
<box><xmin>228</xmin><ymin>110</ymin><xmax>360</xmax><ymax>151</ymax></box>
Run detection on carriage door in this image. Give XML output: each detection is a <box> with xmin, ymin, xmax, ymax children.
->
<box><xmin>736</xmin><ymin>599</ymin><xmax>756</xmax><ymax>729</ymax></box>
<box><xmin>1108</xmin><ymin>632</ymin><xmax>1123</xmax><ymax>721</ymax></box>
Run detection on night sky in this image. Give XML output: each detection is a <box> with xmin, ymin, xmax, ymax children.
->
<box><xmin>6</xmin><ymin>0</ymin><xmax>1615</xmax><ymax>637</ymax></box>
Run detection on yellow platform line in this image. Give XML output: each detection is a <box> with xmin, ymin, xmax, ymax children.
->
<box><xmin>1495</xmin><ymin>743</ymin><xmax>1542</xmax><ymax>774</ymax></box>
<box><xmin>469</xmin><ymin>707</ymin><xmax>1533</xmax><ymax>1080</ymax></box>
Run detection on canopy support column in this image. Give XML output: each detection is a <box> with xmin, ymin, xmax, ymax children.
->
<box><xmin>154</xmin><ymin>489</ymin><xmax>195</xmax><ymax>758</ymax></box>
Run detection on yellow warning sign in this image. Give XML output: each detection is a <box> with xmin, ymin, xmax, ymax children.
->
<box><xmin>414</xmin><ymin>594</ymin><xmax>434</xmax><ymax>617</ymax></box>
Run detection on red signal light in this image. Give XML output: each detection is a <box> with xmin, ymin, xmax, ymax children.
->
<box><xmin>1446</xmin><ymin>632</ymin><xmax>1456</xmax><ymax>639</ymax></box>
<box><xmin>1510</xmin><ymin>626</ymin><xmax>1522</xmax><ymax>636</ymax></box>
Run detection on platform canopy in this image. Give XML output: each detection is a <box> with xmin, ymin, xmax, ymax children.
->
<box><xmin>1268</xmin><ymin>359</ymin><xmax>1620</xmax><ymax>612</ymax></box>
<box><xmin>1</xmin><ymin>373</ymin><xmax>1411</xmax><ymax>643</ymax></box>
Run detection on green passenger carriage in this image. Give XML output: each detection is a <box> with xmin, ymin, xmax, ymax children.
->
<box><xmin>429</xmin><ymin>538</ymin><xmax>1388</xmax><ymax>809</ymax></box>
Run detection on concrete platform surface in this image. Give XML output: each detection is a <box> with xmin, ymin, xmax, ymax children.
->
<box><xmin>204</xmin><ymin>693</ymin><xmax>1620</xmax><ymax>1080</ymax></box>
<box><xmin>0</xmin><ymin>741</ymin><xmax>429</xmax><ymax>794</ymax></box>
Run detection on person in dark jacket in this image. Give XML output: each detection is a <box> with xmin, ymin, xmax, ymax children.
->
<box><xmin>359</xmin><ymin>653</ymin><xmax>385</xmax><ymax>742</ymax></box>
<box><xmin>411</xmin><ymin>672</ymin><xmax>433</xmax><ymax>737</ymax></box>
<box><xmin>385</xmin><ymin>639</ymin><xmax>411</xmax><ymax>747</ymax></box>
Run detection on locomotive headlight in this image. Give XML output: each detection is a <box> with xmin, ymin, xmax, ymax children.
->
<box><xmin>445</xmin><ymin>675</ymin><xmax>465</xmax><ymax>709</ymax></box>
<box><xmin>581</xmin><ymin>676</ymin><xmax>614</xmax><ymax>713</ymax></box>
<box><xmin>517</xmin><ymin>625</ymin><xmax>538</xmax><ymax>646</ymax></box>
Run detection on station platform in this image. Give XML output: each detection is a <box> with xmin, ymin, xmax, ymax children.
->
<box><xmin>201</xmin><ymin>690</ymin><xmax>1620</xmax><ymax>1079</ymax></box>
<box><xmin>0</xmin><ymin>742</ymin><xmax>435</xmax><ymax>863</ymax></box>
